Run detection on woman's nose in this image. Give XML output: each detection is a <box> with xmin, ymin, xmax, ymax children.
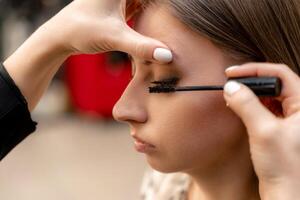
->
<box><xmin>113</xmin><ymin>89</ymin><xmax>148</xmax><ymax>124</ymax></box>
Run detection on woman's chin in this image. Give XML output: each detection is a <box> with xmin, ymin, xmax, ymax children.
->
<box><xmin>146</xmin><ymin>156</ymin><xmax>186</xmax><ymax>173</ymax></box>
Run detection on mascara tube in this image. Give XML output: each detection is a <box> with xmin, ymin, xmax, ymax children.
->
<box><xmin>230</xmin><ymin>77</ymin><xmax>282</xmax><ymax>97</ymax></box>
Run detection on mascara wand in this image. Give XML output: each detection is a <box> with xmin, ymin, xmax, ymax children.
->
<box><xmin>149</xmin><ymin>77</ymin><xmax>282</xmax><ymax>97</ymax></box>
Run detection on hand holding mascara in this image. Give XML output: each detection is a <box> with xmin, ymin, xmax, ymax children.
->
<box><xmin>223</xmin><ymin>63</ymin><xmax>300</xmax><ymax>198</ymax></box>
<box><xmin>149</xmin><ymin>76</ymin><xmax>282</xmax><ymax>97</ymax></box>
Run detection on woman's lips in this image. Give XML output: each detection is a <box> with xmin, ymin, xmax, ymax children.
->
<box><xmin>132</xmin><ymin>136</ymin><xmax>155</xmax><ymax>153</ymax></box>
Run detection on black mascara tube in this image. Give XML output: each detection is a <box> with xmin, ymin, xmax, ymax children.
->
<box><xmin>230</xmin><ymin>77</ymin><xmax>282</xmax><ymax>97</ymax></box>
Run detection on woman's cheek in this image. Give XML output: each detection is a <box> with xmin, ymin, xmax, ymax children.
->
<box><xmin>144</xmin><ymin>93</ymin><xmax>246</xmax><ymax>172</ymax></box>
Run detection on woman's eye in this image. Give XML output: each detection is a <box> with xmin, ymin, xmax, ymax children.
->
<box><xmin>151</xmin><ymin>77</ymin><xmax>179</xmax><ymax>86</ymax></box>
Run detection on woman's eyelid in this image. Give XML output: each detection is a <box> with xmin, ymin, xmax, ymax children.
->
<box><xmin>152</xmin><ymin>77</ymin><xmax>180</xmax><ymax>85</ymax></box>
<box><xmin>128</xmin><ymin>54</ymin><xmax>181</xmax><ymax>82</ymax></box>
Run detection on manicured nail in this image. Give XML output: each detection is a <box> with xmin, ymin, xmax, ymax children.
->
<box><xmin>225</xmin><ymin>65</ymin><xmax>240</xmax><ymax>72</ymax></box>
<box><xmin>153</xmin><ymin>48</ymin><xmax>173</xmax><ymax>63</ymax></box>
<box><xmin>224</xmin><ymin>81</ymin><xmax>241</xmax><ymax>96</ymax></box>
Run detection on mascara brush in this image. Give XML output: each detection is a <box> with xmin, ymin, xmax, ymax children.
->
<box><xmin>149</xmin><ymin>77</ymin><xmax>282</xmax><ymax>97</ymax></box>
<box><xmin>149</xmin><ymin>85</ymin><xmax>224</xmax><ymax>92</ymax></box>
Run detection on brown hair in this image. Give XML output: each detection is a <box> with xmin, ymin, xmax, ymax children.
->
<box><xmin>141</xmin><ymin>0</ymin><xmax>300</xmax><ymax>75</ymax></box>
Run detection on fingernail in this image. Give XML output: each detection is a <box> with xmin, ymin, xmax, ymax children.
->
<box><xmin>225</xmin><ymin>65</ymin><xmax>240</xmax><ymax>72</ymax></box>
<box><xmin>224</xmin><ymin>81</ymin><xmax>241</xmax><ymax>96</ymax></box>
<box><xmin>153</xmin><ymin>48</ymin><xmax>173</xmax><ymax>63</ymax></box>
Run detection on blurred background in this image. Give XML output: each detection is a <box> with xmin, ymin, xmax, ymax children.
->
<box><xmin>0</xmin><ymin>0</ymin><xmax>147</xmax><ymax>199</ymax></box>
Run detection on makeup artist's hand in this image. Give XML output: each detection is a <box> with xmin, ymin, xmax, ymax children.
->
<box><xmin>223</xmin><ymin>63</ymin><xmax>300</xmax><ymax>200</ymax></box>
<box><xmin>43</xmin><ymin>0</ymin><xmax>172</xmax><ymax>62</ymax></box>
<box><xmin>4</xmin><ymin>0</ymin><xmax>172</xmax><ymax>111</ymax></box>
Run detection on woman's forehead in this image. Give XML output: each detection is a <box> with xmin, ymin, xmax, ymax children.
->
<box><xmin>135</xmin><ymin>7</ymin><xmax>216</xmax><ymax>52</ymax></box>
<box><xmin>134</xmin><ymin>5</ymin><xmax>176</xmax><ymax>36</ymax></box>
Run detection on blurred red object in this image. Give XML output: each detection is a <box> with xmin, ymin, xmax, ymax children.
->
<box><xmin>64</xmin><ymin>52</ymin><xmax>131</xmax><ymax>118</ymax></box>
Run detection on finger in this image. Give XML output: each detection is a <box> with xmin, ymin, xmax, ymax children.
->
<box><xmin>225</xmin><ymin>63</ymin><xmax>300</xmax><ymax>99</ymax></box>
<box><xmin>282</xmin><ymin>95</ymin><xmax>300</xmax><ymax>116</ymax></box>
<box><xmin>114</xmin><ymin>25</ymin><xmax>173</xmax><ymax>63</ymax></box>
<box><xmin>223</xmin><ymin>81</ymin><xmax>277</xmax><ymax>133</ymax></box>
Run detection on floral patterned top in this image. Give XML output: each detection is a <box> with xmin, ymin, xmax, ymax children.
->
<box><xmin>140</xmin><ymin>169</ymin><xmax>191</xmax><ymax>200</ymax></box>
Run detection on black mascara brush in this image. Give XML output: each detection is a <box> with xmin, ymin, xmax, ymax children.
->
<box><xmin>149</xmin><ymin>77</ymin><xmax>282</xmax><ymax>97</ymax></box>
<box><xmin>149</xmin><ymin>85</ymin><xmax>224</xmax><ymax>92</ymax></box>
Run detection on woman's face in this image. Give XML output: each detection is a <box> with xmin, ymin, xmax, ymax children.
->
<box><xmin>113</xmin><ymin>4</ymin><xmax>247</xmax><ymax>173</ymax></box>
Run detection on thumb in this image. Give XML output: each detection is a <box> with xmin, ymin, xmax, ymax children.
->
<box><xmin>115</xmin><ymin>25</ymin><xmax>173</xmax><ymax>63</ymax></box>
<box><xmin>223</xmin><ymin>81</ymin><xmax>277</xmax><ymax>132</ymax></box>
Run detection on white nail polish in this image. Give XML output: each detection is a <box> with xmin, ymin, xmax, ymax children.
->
<box><xmin>153</xmin><ymin>48</ymin><xmax>173</xmax><ymax>63</ymax></box>
<box><xmin>225</xmin><ymin>65</ymin><xmax>240</xmax><ymax>72</ymax></box>
<box><xmin>224</xmin><ymin>81</ymin><xmax>241</xmax><ymax>96</ymax></box>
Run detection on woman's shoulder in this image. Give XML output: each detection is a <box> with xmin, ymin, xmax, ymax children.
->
<box><xmin>140</xmin><ymin>168</ymin><xmax>191</xmax><ymax>200</ymax></box>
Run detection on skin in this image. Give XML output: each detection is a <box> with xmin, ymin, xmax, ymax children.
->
<box><xmin>113</xmin><ymin>4</ymin><xmax>260</xmax><ymax>200</ymax></box>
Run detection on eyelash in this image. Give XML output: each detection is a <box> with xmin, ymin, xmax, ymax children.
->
<box><xmin>151</xmin><ymin>77</ymin><xmax>179</xmax><ymax>86</ymax></box>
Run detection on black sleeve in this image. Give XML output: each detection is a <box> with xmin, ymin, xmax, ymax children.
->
<box><xmin>0</xmin><ymin>63</ymin><xmax>37</xmax><ymax>160</ymax></box>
